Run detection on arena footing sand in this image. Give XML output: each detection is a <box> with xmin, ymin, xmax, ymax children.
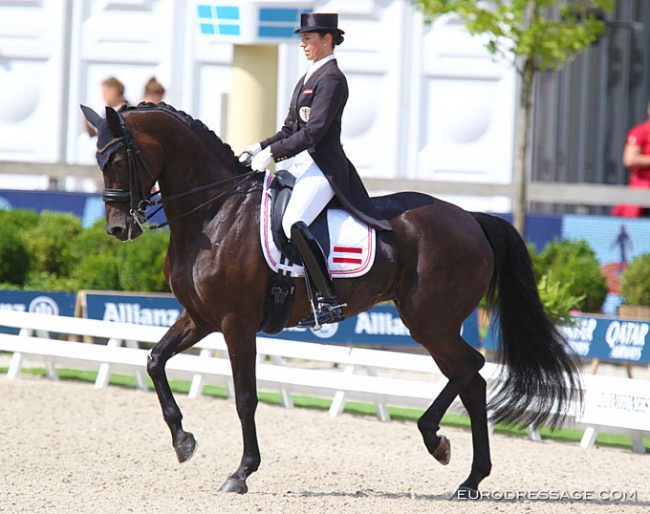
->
<box><xmin>1</xmin><ymin>377</ymin><xmax>647</xmax><ymax>514</ymax></box>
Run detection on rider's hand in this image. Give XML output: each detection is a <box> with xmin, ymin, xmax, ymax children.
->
<box><xmin>238</xmin><ymin>142</ymin><xmax>261</xmax><ymax>165</ymax></box>
<box><xmin>251</xmin><ymin>146</ymin><xmax>273</xmax><ymax>172</ymax></box>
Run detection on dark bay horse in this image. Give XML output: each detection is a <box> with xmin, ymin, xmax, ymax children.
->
<box><xmin>81</xmin><ymin>102</ymin><xmax>581</xmax><ymax>496</ymax></box>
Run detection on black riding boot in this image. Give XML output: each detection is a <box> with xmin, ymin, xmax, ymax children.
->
<box><xmin>290</xmin><ymin>221</ymin><xmax>345</xmax><ymax>328</ymax></box>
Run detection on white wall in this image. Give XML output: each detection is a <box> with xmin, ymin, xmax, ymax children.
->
<box><xmin>0</xmin><ymin>0</ymin><xmax>516</xmax><ymax>211</ymax></box>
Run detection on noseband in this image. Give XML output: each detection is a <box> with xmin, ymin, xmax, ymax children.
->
<box><xmin>98</xmin><ymin>112</ymin><xmax>154</xmax><ymax>231</ymax></box>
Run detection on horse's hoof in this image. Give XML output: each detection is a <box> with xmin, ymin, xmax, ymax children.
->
<box><xmin>453</xmin><ymin>485</ymin><xmax>479</xmax><ymax>501</ymax></box>
<box><xmin>174</xmin><ymin>432</ymin><xmax>197</xmax><ymax>463</ymax></box>
<box><xmin>433</xmin><ymin>435</ymin><xmax>451</xmax><ymax>465</ymax></box>
<box><xmin>218</xmin><ymin>477</ymin><xmax>248</xmax><ymax>494</ymax></box>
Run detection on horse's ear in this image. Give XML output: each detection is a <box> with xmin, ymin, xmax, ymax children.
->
<box><xmin>80</xmin><ymin>104</ymin><xmax>102</xmax><ymax>130</ymax></box>
<box><xmin>105</xmin><ymin>106</ymin><xmax>123</xmax><ymax>137</ymax></box>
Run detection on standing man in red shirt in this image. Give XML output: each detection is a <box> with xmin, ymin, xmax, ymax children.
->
<box><xmin>613</xmin><ymin>101</ymin><xmax>650</xmax><ymax>217</ymax></box>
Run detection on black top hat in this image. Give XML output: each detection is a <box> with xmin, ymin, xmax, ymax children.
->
<box><xmin>294</xmin><ymin>13</ymin><xmax>344</xmax><ymax>35</ymax></box>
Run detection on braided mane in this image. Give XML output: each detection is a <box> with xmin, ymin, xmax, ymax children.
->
<box><xmin>123</xmin><ymin>102</ymin><xmax>247</xmax><ymax>173</ymax></box>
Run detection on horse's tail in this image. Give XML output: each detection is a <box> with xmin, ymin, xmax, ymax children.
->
<box><xmin>472</xmin><ymin>212</ymin><xmax>582</xmax><ymax>428</ymax></box>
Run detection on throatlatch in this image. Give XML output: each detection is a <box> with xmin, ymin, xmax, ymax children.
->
<box><xmin>290</xmin><ymin>221</ymin><xmax>346</xmax><ymax>330</ymax></box>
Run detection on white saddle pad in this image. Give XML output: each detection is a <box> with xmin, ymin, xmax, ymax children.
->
<box><xmin>259</xmin><ymin>171</ymin><xmax>376</xmax><ymax>278</ymax></box>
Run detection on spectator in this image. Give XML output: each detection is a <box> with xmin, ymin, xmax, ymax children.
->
<box><xmin>86</xmin><ymin>76</ymin><xmax>129</xmax><ymax>137</ymax></box>
<box><xmin>612</xmin><ymin>100</ymin><xmax>650</xmax><ymax>217</ymax></box>
<box><xmin>142</xmin><ymin>76</ymin><xmax>165</xmax><ymax>104</ymax></box>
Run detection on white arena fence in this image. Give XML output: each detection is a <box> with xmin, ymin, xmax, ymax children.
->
<box><xmin>0</xmin><ymin>310</ymin><xmax>648</xmax><ymax>453</ymax></box>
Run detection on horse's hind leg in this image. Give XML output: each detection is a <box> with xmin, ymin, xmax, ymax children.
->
<box><xmin>147</xmin><ymin>312</ymin><xmax>207</xmax><ymax>463</ymax></box>
<box><xmin>413</xmin><ymin>334</ymin><xmax>490</xmax><ymax>489</ymax></box>
<box><xmin>457</xmin><ymin>373</ymin><xmax>491</xmax><ymax>492</ymax></box>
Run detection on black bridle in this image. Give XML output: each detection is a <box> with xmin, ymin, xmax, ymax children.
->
<box><xmin>98</xmin><ymin>111</ymin><xmax>258</xmax><ymax>232</ymax></box>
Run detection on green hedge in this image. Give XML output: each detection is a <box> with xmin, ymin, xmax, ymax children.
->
<box><xmin>0</xmin><ymin>209</ymin><xmax>170</xmax><ymax>293</ymax></box>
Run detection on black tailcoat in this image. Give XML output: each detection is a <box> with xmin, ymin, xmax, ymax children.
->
<box><xmin>260</xmin><ymin>59</ymin><xmax>392</xmax><ymax>231</ymax></box>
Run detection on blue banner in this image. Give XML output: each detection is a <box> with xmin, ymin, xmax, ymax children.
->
<box><xmin>81</xmin><ymin>291</ymin><xmax>481</xmax><ymax>349</ymax></box>
<box><xmin>261</xmin><ymin>305</ymin><xmax>480</xmax><ymax>349</ymax></box>
<box><xmin>0</xmin><ymin>290</ymin><xmax>77</xmax><ymax>333</ymax></box>
<box><xmin>484</xmin><ymin>313</ymin><xmax>650</xmax><ymax>364</ymax></box>
<box><xmin>560</xmin><ymin>314</ymin><xmax>650</xmax><ymax>364</ymax></box>
<box><xmin>0</xmin><ymin>290</ymin><xmax>76</xmax><ymax>316</ymax></box>
<box><xmin>82</xmin><ymin>292</ymin><xmax>182</xmax><ymax>327</ymax></box>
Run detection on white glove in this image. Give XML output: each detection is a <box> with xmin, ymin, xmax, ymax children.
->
<box><xmin>251</xmin><ymin>146</ymin><xmax>273</xmax><ymax>172</ymax></box>
<box><xmin>238</xmin><ymin>142</ymin><xmax>262</xmax><ymax>163</ymax></box>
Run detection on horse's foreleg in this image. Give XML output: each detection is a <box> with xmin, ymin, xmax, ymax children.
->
<box><xmin>147</xmin><ymin>313</ymin><xmax>206</xmax><ymax>463</ymax></box>
<box><xmin>457</xmin><ymin>373</ymin><xmax>492</xmax><ymax>493</ymax></box>
<box><xmin>218</xmin><ymin>326</ymin><xmax>260</xmax><ymax>494</ymax></box>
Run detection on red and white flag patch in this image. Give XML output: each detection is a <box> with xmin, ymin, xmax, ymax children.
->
<box><xmin>332</xmin><ymin>246</ymin><xmax>363</xmax><ymax>265</ymax></box>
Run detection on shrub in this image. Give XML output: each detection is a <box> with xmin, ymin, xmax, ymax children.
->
<box><xmin>537</xmin><ymin>273</ymin><xmax>585</xmax><ymax>324</ymax></box>
<box><xmin>23</xmin><ymin>211</ymin><xmax>82</xmax><ymax>277</ymax></box>
<box><xmin>537</xmin><ymin>239</ymin><xmax>608</xmax><ymax>313</ymax></box>
<box><xmin>0</xmin><ymin>209</ymin><xmax>40</xmax><ymax>232</ymax></box>
<box><xmin>70</xmin><ymin>254</ymin><xmax>121</xmax><ymax>291</ymax></box>
<box><xmin>620</xmin><ymin>253</ymin><xmax>650</xmax><ymax>306</ymax></box>
<box><xmin>116</xmin><ymin>229</ymin><xmax>170</xmax><ymax>292</ymax></box>
<box><xmin>70</xmin><ymin>219</ymin><xmax>119</xmax><ymax>263</ymax></box>
<box><xmin>0</xmin><ymin>223</ymin><xmax>30</xmax><ymax>286</ymax></box>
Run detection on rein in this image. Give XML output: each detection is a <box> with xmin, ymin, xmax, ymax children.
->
<box><xmin>145</xmin><ymin>172</ymin><xmax>258</xmax><ymax>230</ymax></box>
<box><xmin>101</xmin><ymin>110</ymin><xmax>259</xmax><ymax>232</ymax></box>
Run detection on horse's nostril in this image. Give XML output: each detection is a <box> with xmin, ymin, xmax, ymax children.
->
<box><xmin>106</xmin><ymin>224</ymin><xmax>126</xmax><ymax>238</ymax></box>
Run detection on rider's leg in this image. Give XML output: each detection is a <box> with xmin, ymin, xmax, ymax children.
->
<box><xmin>290</xmin><ymin>221</ymin><xmax>345</xmax><ymax>327</ymax></box>
<box><xmin>281</xmin><ymin>163</ymin><xmax>343</xmax><ymax>327</ymax></box>
<box><xmin>282</xmin><ymin>163</ymin><xmax>335</xmax><ymax>239</ymax></box>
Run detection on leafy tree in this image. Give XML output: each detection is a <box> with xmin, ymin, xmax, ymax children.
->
<box><xmin>413</xmin><ymin>0</ymin><xmax>615</xmax><ymax>234</ymax></box>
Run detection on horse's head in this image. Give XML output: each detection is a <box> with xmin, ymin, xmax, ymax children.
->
<box><xmin>81</xmin><ymin>105</ymin><xmax>161</xmax><ymax>241</ymax></box>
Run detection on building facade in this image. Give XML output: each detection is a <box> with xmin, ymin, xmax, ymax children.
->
<box><xmin>0</xmin><ymin>0</ymin><xmax>515</xmax><ymax>212</ymax></box>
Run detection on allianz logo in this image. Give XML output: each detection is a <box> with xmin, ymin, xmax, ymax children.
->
<box><xmin>102</xmin><ymin>302</ymin><xmax>180</xmax><ymax>327</ymax></box>
<box><xmin>0</xmin><ymin>296</ymin><xmax>60</xmax><ymax>315</ymax></box>
<box><xmin>354</xmin><ymin>312</ymin><xmax>411</xmax><ymax>336</ymax></box>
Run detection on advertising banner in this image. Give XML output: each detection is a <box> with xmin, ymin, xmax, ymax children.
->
<box><xmin>560</xmin><ymin>314</ymin><xmax>650</xmax><ymax>364</ymax></box>
<box><xmin>484</xmin><ymin>313</ymin><xmax>650</xmax><ymax>364</ymax></box>
<box><xmin>0</xmin><ymin>290</ymin><xmax>77</xmax><ymax>333</ymax></box>
<box><xmin>81</xmin><ymin>291</ymin><xmax>182</xmax><ymax>328</ymax></box>
<box><xmin>577</xmin><ymin>374</ymin><xmax>650</xmax><ymax>431</ymax></box>
<box><xmin>80</xmin><ymin>291</ymin><xmax>480</xmax><ymax>348</ymax></box>
<box><xmin>0</xmin><ymin>290</ymin><xmax>76</xmax><ymax>316</ymax></box>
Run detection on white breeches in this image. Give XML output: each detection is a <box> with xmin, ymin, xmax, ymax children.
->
<box><xmin>282</xmin><ymin>153</ymin><xmax>335</xmax><ymax>239</ymax></box>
